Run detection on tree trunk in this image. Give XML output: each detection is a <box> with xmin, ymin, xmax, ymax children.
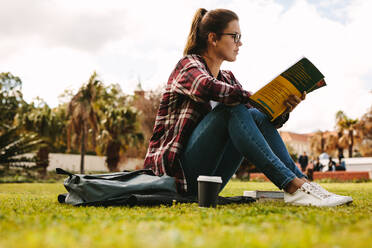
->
<box><xmin>36</xmin><ymin>146</ymin><xmax>49</xmax><ymax>177</ymax></box>
<box><xmin>80</xmin><ymin>126</ymin><xmax>85</xmax><ymax>174</ymax></box>
<box><xmin>337</xmin><ymin>131</ymin><xmax>344</xmax><ymax>164</ymax></box>
<box><xmin>348</xmin><ymin>129</ymin><xmax>354</xmax><ymax>158</ymax></box>
<box><xmin>106</xmin><ymin>141</ymin><xmax>121</xmax><ymax>172</ymax></box>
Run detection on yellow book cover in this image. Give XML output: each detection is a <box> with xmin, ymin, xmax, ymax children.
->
<box><xmin>249</xmin><ymin>57</ymin><xmax>326</xmax><ymax>121</ymax></box>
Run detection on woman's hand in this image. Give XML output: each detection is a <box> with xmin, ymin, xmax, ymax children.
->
<box><xmin>284</xmin><ymin>91</ymin><xmax>306</xmax><ymax>113</ymax></box>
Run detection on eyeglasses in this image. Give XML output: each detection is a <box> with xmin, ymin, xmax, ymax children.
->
<box><xmin>219</xmin><ymin>33</ymin><xmax>241</xmax><ymax>43</ymax></box>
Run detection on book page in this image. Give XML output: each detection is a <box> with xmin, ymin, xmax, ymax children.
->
<box><xmin>250</xmin><ymin>75</ymin><xmax>302</xmax><ymax>120</ymax></box>
<box><xmin>281</xmin><ymin>58</ymin><xmax>324</xmax><ymax>92</ymax></box>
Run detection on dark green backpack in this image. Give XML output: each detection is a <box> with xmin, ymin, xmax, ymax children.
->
<box><xmin>57</xmin><ymin>168</ymin><xmax>180</xmax><ymax>206</ymax></box>
<box><xmin>57</xmin><ymin>168</ymin><xmax>255</xmax><ymax>207</ymax></box>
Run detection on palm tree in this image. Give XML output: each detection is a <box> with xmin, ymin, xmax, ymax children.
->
<box><xmin>335</xmin><ymin>111</ymin><xmax>358</xmax><ymax>157</ymax></box>
<box><xmin>96</xmin><ymin>106</ymin><xmax>143</xmax><ymax>171</ymax></box>
<box><xmin>1</xmin><ymin>73</ymin><xmax>49</xmax><ymax>174</ymax></box>
<box><xmin>323</xmin><ymin>132</ymin><xmax>338</xmax><ymax>157</ymax></box>
<box><xmin>354</xmin><ymin>103</ymin><xmax>372</xmax><ymax>156</ymax></box>
<box><xmin>0</xmin><ymin>126</ymin><xmax>42</xmax><ymax>170</ymax></box>
<box><xmin>19</xmin><ymin>101</ymin><xmax>67</xmax><ymax>175</ymax></box>
<box><xmin>309</xmin><ymin>131</ymin><xmax>325</xmax><ymax>157</ymax></box>
<box><xmin>67</xmin><ymin>72</ymin><xmax>101</xmax><ymax>173</ymax></box>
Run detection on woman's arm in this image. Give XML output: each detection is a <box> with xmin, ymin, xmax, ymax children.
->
<box><xmin>171</xmin><ymin>62</ymin><xmax>251</xmax><ymax>105</ymax></box>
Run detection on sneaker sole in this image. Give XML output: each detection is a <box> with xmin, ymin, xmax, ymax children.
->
<box><xmin>285</xmin><ymin>199</ymin><xmax>353</xmax><ymax>207</ymax></box>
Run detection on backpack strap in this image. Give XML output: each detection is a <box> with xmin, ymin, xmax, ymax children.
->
<box><xmin>83</xmin><ymin>169</ymin><xmax>155</xmax><ymax>181</ymax></box>
<box><xmin>56</xmin><ymin>168</ymin><xmax>157</xmax><ymax>181</ymax></box>
<box><xmin>56</xmin><ymin>168</ymin><xmax>74</xmax><ymax>177</ymax></box>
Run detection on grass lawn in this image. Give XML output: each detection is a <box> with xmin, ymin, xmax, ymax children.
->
<box><xmin>0</xmin><ymin>181</ymin><xmax>371</xmax><ymax>248</ymax></box>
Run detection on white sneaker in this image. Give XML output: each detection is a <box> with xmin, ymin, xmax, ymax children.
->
<box><xmin>310</xmin><ymin>182</ymin><xmax>334</xmax><ymax>197</ymax></box>
<box><xmin>284</xmin><ymin>182</ymin><xmax>352</xmax><ymax>207</ymax></box>
<box><xmin>310</xmin><ymin>182</ymin><xmax>353</xmax><ymax>203</ymax></box>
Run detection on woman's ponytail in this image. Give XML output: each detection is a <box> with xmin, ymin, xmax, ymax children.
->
<box><xmin>183</xmin><ymin>8</ymin><xmax>208</xmax><ymax>56</ymax></box>
<box><xmin>183</xmin><ymin>8</ymin><xmax>239</xmax><ymax>56</ymax></box>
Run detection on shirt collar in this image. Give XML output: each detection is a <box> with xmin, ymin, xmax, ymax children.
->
<box><xmin>196</xmin><ymin>55</ymin><xmax>223</xmax><ymax>80</ymax></box>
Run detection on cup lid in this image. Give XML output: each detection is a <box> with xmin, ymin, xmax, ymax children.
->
<box><xmin>197</xmin><ymin>175</ymin><xmax>222</xmax><ymax>183</ymax></box>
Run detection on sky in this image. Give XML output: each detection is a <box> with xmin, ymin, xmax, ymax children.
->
<box><xmin>1</xmin><ymin>0</ymin><xmax>371</xmax><ymax>134</ymax></box>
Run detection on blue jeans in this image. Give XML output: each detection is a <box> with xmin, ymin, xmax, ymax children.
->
<box><xmin>180</xmin><ymin>104</ymin><xmax>306</xmax><ymax>195</ymax></box>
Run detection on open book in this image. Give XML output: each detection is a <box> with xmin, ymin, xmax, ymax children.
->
<box><xmin>248</xmin><ymin>57</ymin><xmax>326</xmax><ymax>121</ymax></box>
<box><xmin>243</xmin><ymin>190</ymin><xmax>284</xmax><ymax>201</ymax></box>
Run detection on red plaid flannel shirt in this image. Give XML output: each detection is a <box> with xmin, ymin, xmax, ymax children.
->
<box><xmin>144</xmin><ymin>54</ymin><xmax>252</xmax><ymax>194</ymax></box>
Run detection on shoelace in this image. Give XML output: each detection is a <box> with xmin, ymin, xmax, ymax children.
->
<box><xmin>310</xmin><ymin>182</ymin><xmax>333</xmax><ymax>197</ymax></box>
<box><xmin>302</xmin><ymin>183</ymin><xmax>330</xmax><ymax>199</ymax></box>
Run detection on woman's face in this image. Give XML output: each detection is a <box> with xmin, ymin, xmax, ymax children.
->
<box><xmin>214</xmin><ymin>20</ymin><xmax>242</xmax><ymax>62</ymax></box>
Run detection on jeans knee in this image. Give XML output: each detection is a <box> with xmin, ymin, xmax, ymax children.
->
<box><xmin>229</xmin><ymin>105</ymin><xmax>267</xmax><ymax>122</ymax></box>
<box><xmin>229</xmin><ymin>104</ymin><xmax>251</xmax><ymax>115</ymax></box>
<box><xmin>250</xmin><ymin>108</ymin><xmax>270</xmax><ymax>125</ymax></box>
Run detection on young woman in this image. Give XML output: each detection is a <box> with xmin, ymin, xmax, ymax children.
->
<box><xmin>144</xmin><ymin>8</ymin><xmax>352</xmax><ymax>207</ymax></box>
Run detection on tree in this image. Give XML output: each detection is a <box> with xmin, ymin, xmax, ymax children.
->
<box><xmin>67</xmin><ymin>72</ymin><xmax>101</xmax><ymax>173</ymax></box>
<box><xmin>129</xmin><ymin>86</ymin><xmax>162</xmax><ymax>158</ymax></box>
<box><xmin>93</xmin><ymin>83</ymin><xmax>144</xmax><ymax>171</ymax></box>
<box><xmin>0</xmin><ymin>72</ymin><xmax>26</xmax><ymax>132</ymax></box>
<box><xmin>0</xmin><ymin>72</ymin><xmax>46</xmax><ymax>175</ymax></box>
<box><xmin>323</xmin><ymin>132</ymin><xmax>338</xmax><ymax>157</ymax></box>
<box><xmin>50</xmin><ymin>104</ymin><xmax>69</xmax><ymax>152</ymax></box>
<box><xmin>17</xmin><ymin>98</ymin><xmax>67</xmax><ymax>175</ymax></box>
<box><xmin>335</xmin><ymin>111</ymin><xmax>358</xmax><ymax>157</ymax></box>
<box><xmin>355</xmin><ymin>104</ymin><xmax>372</xmax><ymax>156</ymax></box>
<box><xmin>0</xmin><ymin>126</ymin><xmax>42</xmax><ymax>171</ymax></box>
<box><xmin>96</xmin><ymin>106</ymin><xmax>143</xmax><ymax>171</ymax></box>
<box><xmin>309</xmin><ymin>131</ymin><xmax>325</xmax><ymax>157</ymax></box>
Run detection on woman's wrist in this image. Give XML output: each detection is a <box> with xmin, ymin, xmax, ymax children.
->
<box><xmin>272</xmin><ymin>112</ymin><xmax>290</xmax><ymax>128</ymax></box>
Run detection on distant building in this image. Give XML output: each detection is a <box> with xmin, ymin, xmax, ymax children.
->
<box><xmin>134</xmin><ymin>82</ymin><xmax>145</xmax><ymax>97</ymax></box>
<box><xmin>279</xmin><ymin>131</ymin><xmax>311</xmax><ymax>155</ymax></box>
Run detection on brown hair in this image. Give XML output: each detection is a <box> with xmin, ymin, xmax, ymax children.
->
<box><xmin>183</xmin><ymin>8</ymin><xmax>239</xmax><ymax>56</ymax></box>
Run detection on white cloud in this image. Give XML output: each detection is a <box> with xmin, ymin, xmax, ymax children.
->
<box><xmin>0</xmin><ymin>0</ymin><xmax>371</xmax><ymax>133</ymax></box>
<box><xmin>0</xmin><ymin>0</ymin><xmax>127</xmax><ymax>52</ymax></box>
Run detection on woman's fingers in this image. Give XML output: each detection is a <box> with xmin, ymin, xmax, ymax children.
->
<box><xmin>285</xmin><ymin>98</ymin><xmax>298</xmax><ymax>109</ymax></box>
<box><xmin>284</xmin><ymin>101</ymin><xmax>293</xmax><ymax>112</ymax></box>
<box><xmin>289</xmin><ymin>94</ymin><xmax>301</xmax><ymax>104</ymax></box>
<box><xmin>301</xmin><ymin>91</ymin><xmax>307</xmax><ymax>100</ymax></box>
<box><xmin>284</xmin><ymin>93</ymin><xmax>305</xmax><ymax>112</ymax></box>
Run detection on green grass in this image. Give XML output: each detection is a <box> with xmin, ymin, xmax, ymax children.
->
<box><xmin>1</xmin><ymin>181</ymin><xmax>371</xmax><ymax>248</ymax></box>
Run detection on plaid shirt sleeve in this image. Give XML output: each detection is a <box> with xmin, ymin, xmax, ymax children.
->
<box><xmin>170</xmin><ymin>55</ymin><xmax>251</xmax><ymax>105</ymax></box>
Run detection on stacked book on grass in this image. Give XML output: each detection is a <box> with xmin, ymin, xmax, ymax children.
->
<box><xmin>243</xmin><ymin>190</ymin><xmax>284</xmax><ymax>201</ymax></box>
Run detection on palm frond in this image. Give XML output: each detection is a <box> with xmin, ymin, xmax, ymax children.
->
<box><xmin>0</xmin><ymin>127</ymin><xmax>43</xmax><ymax>168</ymax></box>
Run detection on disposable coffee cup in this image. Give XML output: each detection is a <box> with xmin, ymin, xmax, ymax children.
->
<box><xmin>197</xmin><ymin>176</ymin><xmax>222</xmax><ymax>208</ymax></box>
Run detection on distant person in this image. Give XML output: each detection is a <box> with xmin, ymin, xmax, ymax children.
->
<box><xmin>298</xmin><ymin>152</ymin><xmax>309</xmax><ymax>172</ymax></box>
<box><xmin>328</xmin><ymin>157</ymin><xmax>336</xmax><ymax>172</ymax></box>
<box><xmin>313</xmin><ymin>157</ymin><xmax>324</xmax><ymax>172</ymax></box>
<box><xmin>336</xmin><ymin>159</ymin><xmax>346</xmax><ymax>171</ymax></box>
<box><xmin>338</xmin><ymin>153</ymin><xmax>344</xmax><ymax>165</ymax></box>
<box><xmin>306</xmin><ymin>162</ymin><xmax>314</xmax><ymax>181</ymax></box>
<box><xmin>144</xmin><ymin>8</ymin><xmax>352</xmax><ymax>207</ymax></box>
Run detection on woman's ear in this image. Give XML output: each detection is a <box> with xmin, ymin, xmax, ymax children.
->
<box><xmin>207</xmin><ymin>32</ymin><xmax>218</xmax><ymax>46</ymax></box>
